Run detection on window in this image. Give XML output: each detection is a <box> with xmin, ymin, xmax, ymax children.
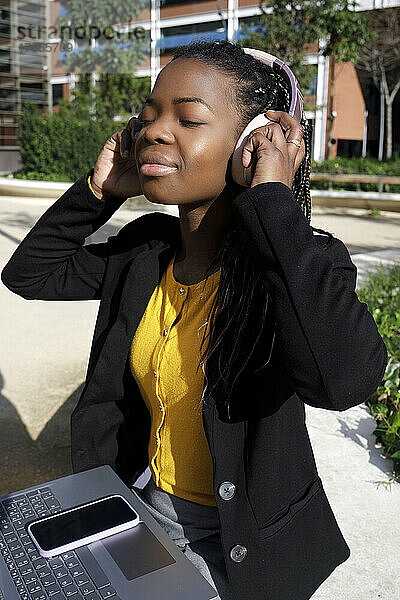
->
<box><xmin>52</xmin><ymin>83</ymin><xmax>63</xmax><ymax>106</ymax></box>
<box><xmin>302</xmin><ymin>65</ymin><xmax>318</xmax><ymax>96</ymax></box>
<box><xmin>337</xmin><ymin>140</ymin><xmax>362</xmax><ymax>158</ymax></box>
<box><xmin>21</xmin><ymin>82</ymin><xmax>46</xmax><ymax>103</ymax></box>
<box><xmin>238</xmin><ymin>15</ymin><xmax>264</xmax><ymax>27</ymax></box>
<box><xmin>159</xmin><ymin>21</ymin><xmax>226</xmax><ymax>54</ymax></box>
<box><xmin>161</xmin><ymin>21</ymin><xmax>224</xmax><ymax>37</ymax></box>
<box><xmin>17</xmin><ymin>1</ymin><xmax>43</xmax><ymax>16</ymax></box>
<box><xmin>0</xmin><ymin>86</ymin><xmax>16</xmax><ymax>112</ymax></box>
<box><xmin>0</xmin><ymin>9</ymin><xmax>10</xmax><ymax>34</ymax></box>
<box><xmin>160</xmin><ymin>0</ymin><xmax>209</xmax><ymax>5</ymax></box>
<box><xmin>235</xmin><ymin>14</ymin><xmax>265</xmax><ymax>41</ymax></box>
<box><xmin>0</xmin><ymin>49</ymin><xmax>11</xmax><ymax>69</ymax></box>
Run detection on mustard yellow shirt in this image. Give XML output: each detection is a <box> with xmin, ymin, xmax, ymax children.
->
<box><xmin>129</xmin><ymin>251</ymin><xmax>221</xmax><ymax>506</ymax></box>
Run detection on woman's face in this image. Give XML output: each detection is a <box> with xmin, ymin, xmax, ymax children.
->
<box><xmin>134</xmin><ymin>57</ymin><xmax>242</xmax><ymax>206</ymax></box>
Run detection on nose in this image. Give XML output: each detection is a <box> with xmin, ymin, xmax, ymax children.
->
<box><xmin>140</xmin><ymin>117</ymin><xmax>175</xmax><ymax>145</ymax></box>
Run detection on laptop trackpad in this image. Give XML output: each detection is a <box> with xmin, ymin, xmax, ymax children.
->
<box><xmin>101</xmin><ymin>522</ymin><xmax>176</xmax><ymax>580</ymax></box>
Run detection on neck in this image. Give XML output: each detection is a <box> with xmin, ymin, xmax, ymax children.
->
<box><xmin>175</xmin><ymin>189</ymin><xmax>234</xmax><ymax>270</ymax></box>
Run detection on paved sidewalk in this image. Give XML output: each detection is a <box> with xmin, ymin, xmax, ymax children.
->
<box><xmin>351</xmin><ymin>248</ymin><xmax>400</xmax><ymax>289</ymax></box>
<box><xmin>0</xmin><ymin>197</ymin><xmax>399</xmax><ymax>599</ymax></box>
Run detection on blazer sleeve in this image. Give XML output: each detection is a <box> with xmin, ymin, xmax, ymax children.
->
<box><xmin>232</xmin><ymin>181</ymin><xmax>388</xmax><ymax>412</ymax></box>
<box><xmin>1</xmin><ymin>169</ymin><xmax>136</xmax><ymax>301</ymax></box>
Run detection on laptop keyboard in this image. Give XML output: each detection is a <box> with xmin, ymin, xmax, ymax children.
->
<box><xmin>0</xmin><ymin>487</ymin><xmax>121</xmax><ymax>600</ymax></box>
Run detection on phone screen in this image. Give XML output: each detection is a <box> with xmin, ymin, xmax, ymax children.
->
<box><xmin>27</xmin><ymin>496</ymin><xmax>138</xmax><ymax>552</ymax></box>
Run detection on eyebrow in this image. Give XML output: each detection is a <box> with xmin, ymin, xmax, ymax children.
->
<box><xmin>143</xmin><ymin>96</ymin><xmax>215</xmax><ymax>113</ymax></box>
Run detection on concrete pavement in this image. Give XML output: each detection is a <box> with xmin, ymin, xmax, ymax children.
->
<box><xmin>0</xmin><ymin>195</ymin><xmax>399</xmax><ymax>599</ymax></box>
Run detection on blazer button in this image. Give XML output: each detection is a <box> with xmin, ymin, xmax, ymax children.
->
<box><xmin>218</xmin><ymin>481</ymin><xmax>236</xmax><ymax>500</ymax></box>
<box><xmin>230</xmin><ymin>544</ymin><xmax>247</xmax><ymax>563</ymax></box>
<box><xmin>179</xmin><ymin>287</ymin><xmax>185</xmax><ymax>295</ymax></box>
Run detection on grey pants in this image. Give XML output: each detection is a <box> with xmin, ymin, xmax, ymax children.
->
<box><xmin>130</xmin><ymin>476</ymin><xmax>233</xmax><ymax>600</ymax></box>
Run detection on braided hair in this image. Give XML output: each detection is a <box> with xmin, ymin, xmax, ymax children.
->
<box><xmin>169</xmin><ymin>40</ymin><xmax>333</xmax><ymax>409</ymax></box>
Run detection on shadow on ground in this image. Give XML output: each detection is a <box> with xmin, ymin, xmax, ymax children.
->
<box><xmin>335</xmin><ymin>404</ymin><xmax>395</xmax><ymax>483</ymax></box>
<box><xmin>0</xmin><ymin>372</ymin><xmax>84</xmax><ymax>497</ymax></box>
<box><xmin>345</xmin><ymin>244</ymin><xmax>386</xmax><ymax>254</ymax></box>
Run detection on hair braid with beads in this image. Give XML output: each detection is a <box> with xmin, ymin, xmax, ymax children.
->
<box><xmin>169</xmin><ymin>40</ymin><xmax>333</xmax><ymax>410</ymax></box>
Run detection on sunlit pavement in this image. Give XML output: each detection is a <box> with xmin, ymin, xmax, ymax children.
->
<box><xmin>0</xmin><ymin>195</ymin><xmax>399</xmax><ymax>599</ymax></box>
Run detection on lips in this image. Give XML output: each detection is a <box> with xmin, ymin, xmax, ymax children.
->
<box><xmin>138</xmin><ymin>150</ymin><xmax>178</xmax><ymax>169</ymax></box>
<box><xmin>140</xmin><ymin>164</ymin><xmax>178</xmax><ymax>176</ymax></box>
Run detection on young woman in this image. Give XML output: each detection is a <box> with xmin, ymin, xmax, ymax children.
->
<box><xmin>2</xmin><ymin>41</ymin><xmax>387</xmax><ymax>600</ymax></box>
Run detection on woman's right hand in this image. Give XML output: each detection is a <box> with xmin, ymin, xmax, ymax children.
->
<box><xmin>91</xmin><ymin>116</ymin><xmax>143</xmax><ymax>200</ymax></box>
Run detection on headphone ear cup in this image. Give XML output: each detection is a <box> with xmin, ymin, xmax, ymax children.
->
<box><xmin>231</xmin><ymin>114</ymin><xmax>274</xmax><ymax>187</ymax></box>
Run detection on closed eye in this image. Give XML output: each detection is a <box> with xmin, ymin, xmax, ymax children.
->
<box><xmin>139</xmin><ymin>119</ymin><xmax>205</xmax><ymax>127</ymax></box>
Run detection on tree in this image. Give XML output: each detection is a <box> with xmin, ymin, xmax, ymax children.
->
<box><xmin>56</xmin><ymin>0</ymin><xmax>149</xmax><ymax>119</ymax></box>
<box><xmin>357</xmin><ymin>7</ymin><xmax>400</xmax><ymax>159</ymax></box>
<box><xmin>237</xmin><ymin>1</ymin><xmax>323</xmax><ymax>92</ymax></box>
<box><xmin>17</xmin><ymin>101</ymin><xmax>115</xmax><ymax>181</ymax></box>
<box><xmin>238</xmin><ymin>0</ymin><xmax>375</xmax><ymax>158</ymax></box>
<box><xmin>68</xmin><ymin>73</ymin><xmax>151</xmax><ymax>121</ymax></box>
<box><xmin>57</xmin><ymin>0</ymin><xmax>149</xmax><ymax>75</ymax></box>
<box><xmin>321</xmin><ymin>1</ymin><xmax>376</xmax><ymax>158</ymax></box>
<box><xmin>96</xmin><ymin>74</ymin><xmax>151</xmax><ymax>119</ymax></box>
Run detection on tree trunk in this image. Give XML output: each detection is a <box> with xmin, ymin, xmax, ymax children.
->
<box><xmin>326</xmin><ymin>55</ymin><xmax>336</xmax><ymax>160</ymax></box>
<box><xmin>90</xmin><ymin>71</ymin><xmax>96</xmax><ymax>117</ymax></box>
<box><xmin>385</xmin><ymin>77</ymin><xmax>400</xmax><ymax>160</ymax></box>
<box><xmin>386</xmin><ymin>99</ymin><xmax>392</xmax><ymax>160</ymax></box>
<box><xmin>378</xmin><ymin>80</ymin><xmax>384</xmax><ymax>162</ymax></box>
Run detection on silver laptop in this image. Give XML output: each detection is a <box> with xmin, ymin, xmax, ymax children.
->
<box><xmin>0</xmin><ymin>465</ymin><xmax>218</xmax><ymax>600</ymax></box>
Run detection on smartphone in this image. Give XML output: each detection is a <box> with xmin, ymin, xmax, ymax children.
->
<box><xmin>26</xmin><ymin>494</ymin><xmax>140</xmax><ymax>558</ymax></box>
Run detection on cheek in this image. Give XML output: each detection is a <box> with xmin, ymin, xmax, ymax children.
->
<box><xmin>187</xmin><ymin>135</ymin><xmax>233</xmax><ymax>180</ymax></box>
<box><xmin>137</xmin><ymin>131</ymin><xmax>236</xmax><ymax>203</ymax></box>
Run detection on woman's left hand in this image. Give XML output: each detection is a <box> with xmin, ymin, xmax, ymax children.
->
<box><xmin>242</xmin><ymin>110</ymin><xmax>306</xmax><ymax>189</ymax></box>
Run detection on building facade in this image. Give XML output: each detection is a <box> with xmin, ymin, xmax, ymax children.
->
<box><xmin>1</xmin><ymin>0</ymin><xmax>399</xmax><ymax>172</ymax></box>
<box><xmin>0</xmin><ymin>0</ymin><xmax>51</xmax><ymax>173</ymax></box>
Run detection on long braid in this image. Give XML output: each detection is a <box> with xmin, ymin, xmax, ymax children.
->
<box><xmin>169</xmin><ymin>40</ymin><xmax>330</xmax><ymax>407</ymax></box>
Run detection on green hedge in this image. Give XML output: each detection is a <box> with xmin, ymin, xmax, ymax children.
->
<box><xmin>13</xmin><ymin>109</ymin><xmax>400</xmax><ymax>191</ymax></box>
<box><xmin>358</xmin><ymin>264</ymin><xmax>400</xmax><ymax>484</ymax></box>
<box><xmin>15</xmin><ymin>102</ymin><xmax>116</xmax><ymax>182</ymax></box>
<box><xmin>311</xmin><ymin>157</ymin><xmax>400</xmax><ymax>193</ymax></box>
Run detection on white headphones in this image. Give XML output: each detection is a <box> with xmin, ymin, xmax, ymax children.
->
<box><xmin>231</xmin><ymin>48</ymin><xmax>304</xmax><ymax>187</ymax></box>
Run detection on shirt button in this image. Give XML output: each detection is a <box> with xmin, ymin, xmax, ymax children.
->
<box><xmin>159</xmin><ymin>404</ymin><xmax>163</xmax><ymax>411</ymax></box>
<box><xmin>179</xmin><ymin>287</ymin><xmax>185</xmax><ymax>295</ymax></box>
<box><xmin>163</xmin><ymin>329</ymin><xmax>168</xmax><ymax>336</ymax></box>
<box><xmin>230</xmin><ymin>544</ymin><xmax>247</xmax><ymax>563</ymax></box>
<box><xmin>218</xmin><ymin>481</ymin><xmax>236</xmax><ymax>500</ymax></box>
<box><xmin>153</xmin><ymin>370</ymin><xmax>157</xmax><ymax>377</ymax></box>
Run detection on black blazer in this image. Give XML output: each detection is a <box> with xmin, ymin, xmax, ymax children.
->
<box><xmin>1</xmin><ymin>170</ymin><xmax>387</xmax><ymax>600</ymax></box>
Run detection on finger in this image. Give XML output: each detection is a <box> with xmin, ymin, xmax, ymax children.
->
<box><xmin>265</xmin><ymin>110</ymin><xmax>304</xmax><ymax>151</ymax></box>
<box><xmin>127</xmin><ymin>116</ymin><xmax>142</xmax><ymax>141</ymax></box>
<box><xmin>120</xmin><ymin>128</ymin><xmax>131</xmax><ymax>158</ymax></box>
<box><xmin>265</xmin><ymin>110</ymin><xmax>303</xmax><ymax>136</ymax></box>
<box><xmin>293</xmin><ymin>139</ymin><xmax>306</xmax><ymax>173</ymax></box>
<box><xmin>110</xmin><ymin>129</ymin><xmax>123</xmax><ymax>156</ymax></box>
<box><xmin>242</xmin><ymin>130</ymin><xmax>274</xmax><ymax>167</ymax></box>
<box><xmin>262</xmin><ymin>121</ymin><xmax>287</xmax><ymax>152</ymax></box>
<box><xmin>266</xmin><ymin>111</ymin><xmax>304</xmax><ymax>165</ymax></box>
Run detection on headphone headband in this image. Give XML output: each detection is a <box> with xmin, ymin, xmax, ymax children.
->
<box><xmin>242</xmin><ymin>48</ymin><xmax>304</xmax><ymax>122</ymax></box>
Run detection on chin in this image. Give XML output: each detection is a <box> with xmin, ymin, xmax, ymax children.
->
<box><xmin>139</xmin><ymin>182</ymin><xmax>180</xmax><ymax>206</ymax></box>
<box><xmin>139</xmin><ymin>174</ymin><xmax>193</xmax><ymax>206</ymax></box>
